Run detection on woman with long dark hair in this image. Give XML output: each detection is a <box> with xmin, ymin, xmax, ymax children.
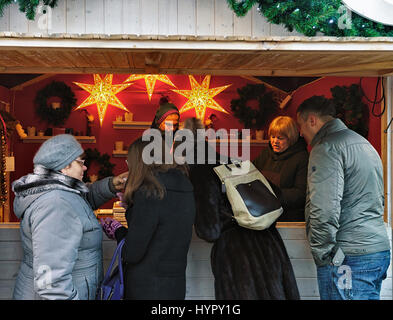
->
<box><xmin>101</xmin><ymin>137</ymin><xmax>195</xmax><ymax>299</ymax></box>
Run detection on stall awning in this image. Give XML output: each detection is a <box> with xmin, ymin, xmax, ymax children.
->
<box><xmin>0</xmin><ymin>34</ymin><xmax>393</xmax><ymax>77</ymax></box>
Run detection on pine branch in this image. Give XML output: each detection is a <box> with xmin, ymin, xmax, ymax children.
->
<box><xmin>226</xmin><ymin>0</ymin><xmax>393</xmax><ymax>37</ymax></box>
<box><xmin>0</xmin><ymin>0</ymin><xmax>12</xmax><ymax>18</ymax></box>
<box><xmin>227</xmin><ymin>0</ymin><xmax>258</xmax><ymax>17</ymax></box>
<box><xmin>0</xmin><ymin>0</ymin><xmax>58</xmax><ymax>20</ymax></box>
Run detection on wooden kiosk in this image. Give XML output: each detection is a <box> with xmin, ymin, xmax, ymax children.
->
<box><xmin>0</xmin><ymin>1</ymin><xmax>392</xmax><ymax>299</ymax></box>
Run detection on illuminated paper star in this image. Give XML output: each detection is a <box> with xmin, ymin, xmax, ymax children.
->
<box><xmin>124</xmin><ymin>74</ymin><xmax>176</xmax><ymax>101</ymax></box>
<box><xmin>172</xmin><ymin>75</ymin><xmax>231</xmax><ymax>121</ymax></box>
<box><xmin>74</xmin><ymin>74</ymin><xmax>133</xmax><ymax>126</ymax></box>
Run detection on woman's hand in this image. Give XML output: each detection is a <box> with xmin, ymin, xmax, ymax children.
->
<box><xmin>116</xmin><ymin>192</ymin><xmax>128</xmax><ymax>209</ymax></box>
<box><xmin>100</xmin><ymin>217</ymin><xmax>123</xmax><ymax>240</ymax></box>
<box><xmin>111</xmin><ymin>171</ymin><xmax>128</xmax><ymax>191</ymax></box>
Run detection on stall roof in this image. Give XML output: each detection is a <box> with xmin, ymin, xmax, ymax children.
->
<box><xmin>0</xmin><ymin>34</ymin><xmax>392</xmax><ymax>77</ymax></box>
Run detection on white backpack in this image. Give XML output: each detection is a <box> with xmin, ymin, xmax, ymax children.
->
<box><xmin>213</xmin><ymin>160</ymin><xmax>283</xmax><ymax>230</ymax></box>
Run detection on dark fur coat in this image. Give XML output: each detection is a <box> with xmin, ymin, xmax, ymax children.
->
<box><xmin>188</xmin><ymin>142</ymin><xmax>300</xmax><ymax>300</ymax></box>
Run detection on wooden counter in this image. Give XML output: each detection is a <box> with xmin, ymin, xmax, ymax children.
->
<box><xmin>0</xmin><ymin>223</ymin><xmax>391</xmax><ymax>300</ymax></box>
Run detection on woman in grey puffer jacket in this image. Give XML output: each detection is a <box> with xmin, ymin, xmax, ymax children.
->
<box><xmin>12</xmin><ymin>134</ymin><xmax>127</xmax><ymax>300</ymax></box>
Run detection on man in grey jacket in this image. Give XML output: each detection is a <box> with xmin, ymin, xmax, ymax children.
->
<box><xmin>297</xmin><ymin>96</ymin><xmax>390</xmax><ymax>300</ymax></box>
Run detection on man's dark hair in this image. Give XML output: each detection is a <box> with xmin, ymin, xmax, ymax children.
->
<box><xmin>297</xmin><ymin>95</ymin><xmax>336</xmax><ymax>120</ymax></box>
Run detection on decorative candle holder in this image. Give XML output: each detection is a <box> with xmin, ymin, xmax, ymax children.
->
<box><xmin>124</xmin><ymin>112</ymin><xmax>133</xmax><ymax>122</ymax></box>
<box><xmin>255</xmin><ymin>130</ymin><xmax>264</xmax><ymax>141</ymax></box>
<box><xmin>115</xmin><ymin>141</ymin><xmax>124</xmax><ymax>151</ymax></box>
<box><xmin>27</xmin><ymin>126</ymin><xmax>36</xmax><ymax>137</ymax></box>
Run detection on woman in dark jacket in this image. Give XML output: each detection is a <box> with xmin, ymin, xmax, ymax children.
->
<box><xmin>253</xmin><ymin>116</ymin><xmax>309</xmax><ymax>222</ymax></box>
<box><xmin>101</xmin><ymin>137</ymin><xmax>195</xmax><ymax>299</ymax></box>
<box><xmin>183</xmin><ymin>117</ymin><xmax>300</xmax><ymax>300</ymax></box>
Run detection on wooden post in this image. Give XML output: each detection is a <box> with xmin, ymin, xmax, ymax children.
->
<box><xmin>4</xmin><ymin>101</ymin><xmax>10</xmax><ymax>223</ymax></box>
<box><xmin>382</xmin><ymin>78</ymin><xmax>388</xmax><ymax>223</ymax></box>
<box><xmin>389</xmin><ymin>77</ymin><xmax>393</xmax><ymax>228</ymax></box>
<box><xmin>382</xmin><ymin>77</ymin><xmax>393</xmax><ymax>226</ymax></box>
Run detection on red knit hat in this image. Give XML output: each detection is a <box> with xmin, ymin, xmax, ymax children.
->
<box><xmin>151</xmin><ymin>97</ymin><xmax>179</xmax><ymax>128</ymax></box>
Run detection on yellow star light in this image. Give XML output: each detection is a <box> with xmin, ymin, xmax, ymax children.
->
<box><xmin>125</xmin><ymin>74</ymin><xmax>176</xmax><ymax>101</ymax></box>
<box><xmin>73</xmin><ymin>74</ymin><xmax>133</xmax><ymax>126</ymax></box>
<box><xmin>172</xmin><ymin>75</ymin><xmax>231</xmax><ymax>121</ymax></box>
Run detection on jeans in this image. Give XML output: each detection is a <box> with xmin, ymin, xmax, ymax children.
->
<box><xmin>317</xmin><ymin>250</ymin><xmax>391</xmax><ymax>300</ymax></box>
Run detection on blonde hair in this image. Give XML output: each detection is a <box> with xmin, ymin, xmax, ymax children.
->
<box><xmin>268</xmin><ymin>116</ymin><xmax>299</xmax><ymax>147</ymax></box>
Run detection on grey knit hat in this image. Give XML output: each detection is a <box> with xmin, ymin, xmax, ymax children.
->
<box><xmin>33</xmin><ymin>134</ymin><xmax>84</xmax><ymax>171</ymax></box>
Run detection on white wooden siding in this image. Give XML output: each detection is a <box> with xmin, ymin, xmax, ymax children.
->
<box><xmin>86</xmin><ymin>0</ymin><xmax>104</xmax><ymax>34</ymax></box>
<box><xmin>0</xmin><ymin>0</ymin><xmax>302</xmax><ymax>37</ymax></box>
<box><xmin>0</xmin><ymin>226</ymin><xmax>391</xmax><ymax>300</ymax></box>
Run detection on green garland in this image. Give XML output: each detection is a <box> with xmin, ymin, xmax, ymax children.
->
<box><xmin>83</xmin><ymin>148</ymin><xmax>115</xmax><ymax>183</ymax></box>
<box><xmin>331</xmin><ymin>83</ymin><xmax>368</xmax><ymax>137</ymax></box>
<box><xmin>227</xmin><ymin>0</ymin><xmax>393</xmax><ymax>37</ymax></box>
<box><xmin>0</xmin><ymin>0</ymin><xmax>58</xmax><ymax>20</ymax></box>
<box><xmin>34</xmin><ymin>81</ymin><xmax>76</xmax><ymax>127</ymax></box>
<box><xmin>230</xmin><ymin>83</ymin><xmax>278</xmax><ymax>129</ymax></box>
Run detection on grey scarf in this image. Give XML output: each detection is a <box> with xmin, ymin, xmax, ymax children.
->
<box><xmin>12</xmin><ymin>165</ymin><xmax>89</xmax><ymax>197</ymax></box>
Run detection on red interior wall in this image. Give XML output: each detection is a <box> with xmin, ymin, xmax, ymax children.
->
<box><xmin>5</xmin><ymin>75</ymin><xmax>382</xmax><ymax>221</ymax></box>
<box><xmin>284</xmin><ymin>77</ymin><xmax>382</xmax><ymax>153</ymax></box>
<box><xmin>0</xmin><ymin>86</ymin><xmax>10</xmax><ymax>103</ymax></box>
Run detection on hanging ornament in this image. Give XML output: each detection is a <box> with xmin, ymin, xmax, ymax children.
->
<box><xmin>342</xmin><ymin>0</ymin><xmax>393</xmax><ymax>26</ymax></box>
<box><xmin>124</xmin><ymin>74</ymin><xmax>177</xmax><ymax>101</ymax></box>
<box><xmin>73</xmin><ymin>74</ymin><xmax>133</xmax><ymax>127</ymax></box>
<box><xmin>172</xmin><ymin>75</ymin><xmax>231</xmax><ymax>121</ymax></box>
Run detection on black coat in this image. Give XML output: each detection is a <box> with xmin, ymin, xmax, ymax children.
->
<box><xmin>188</xmin><ymin>142</ymin><xmax>300</xmax><ymax>300</ymax></box>
<box><xmin>116</xmin><ymin>169</ymin><xmax>195</xmax><ymax>300</ymax></box>
<box><xmin>253</xmin><ymin>138</ymin><xmax>309</xmax><ymax>222</ymax></box>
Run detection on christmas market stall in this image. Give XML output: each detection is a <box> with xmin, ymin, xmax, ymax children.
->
<box><xmin>0</xmin><ymin>0</ymin><xmax>392</xmax><ymax>300</ymax></box>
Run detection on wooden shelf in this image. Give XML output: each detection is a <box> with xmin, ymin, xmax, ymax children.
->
<box><xmin>111</xmin><ymin>140</ymin><xmax>268</xmax><ymax>156</ymax></box>
<box><xmin>112</xmin><ymin>150</ymin><xmax>128</xmax><ymax>157</ymax></box>
<box><xmin>113</xmin><ymin>121</ymin><xmax>151</xmax><ymax>129</ymax></box>
<box><xmin>208</xmin><ymin>139</ymin><xmax>269</xmax><ymax>146</ymax></box>
<box><xmin>21</xmin><ymin>136</ymin><xmax>96</xmax><ymax>143</ymax></box>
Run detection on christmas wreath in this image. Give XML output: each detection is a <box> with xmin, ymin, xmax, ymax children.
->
<box><xmin>34</xmin><ymin>81</ymin><xmax>77</xmax><ymax>127</ymax></box>
<box><xmin>330</xmin><ymin>83</ymin><xmax>368</xmax><ymax>137</ymax></box>
<box><xmin>83</xmin><ymin>148</ymin><xmax>115</xmax><ymax>183</ymax></box>
<box><xmin>230</xmin><ymin>83</ymin><xmax>278</xmax><ymax>129</ymax></box>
